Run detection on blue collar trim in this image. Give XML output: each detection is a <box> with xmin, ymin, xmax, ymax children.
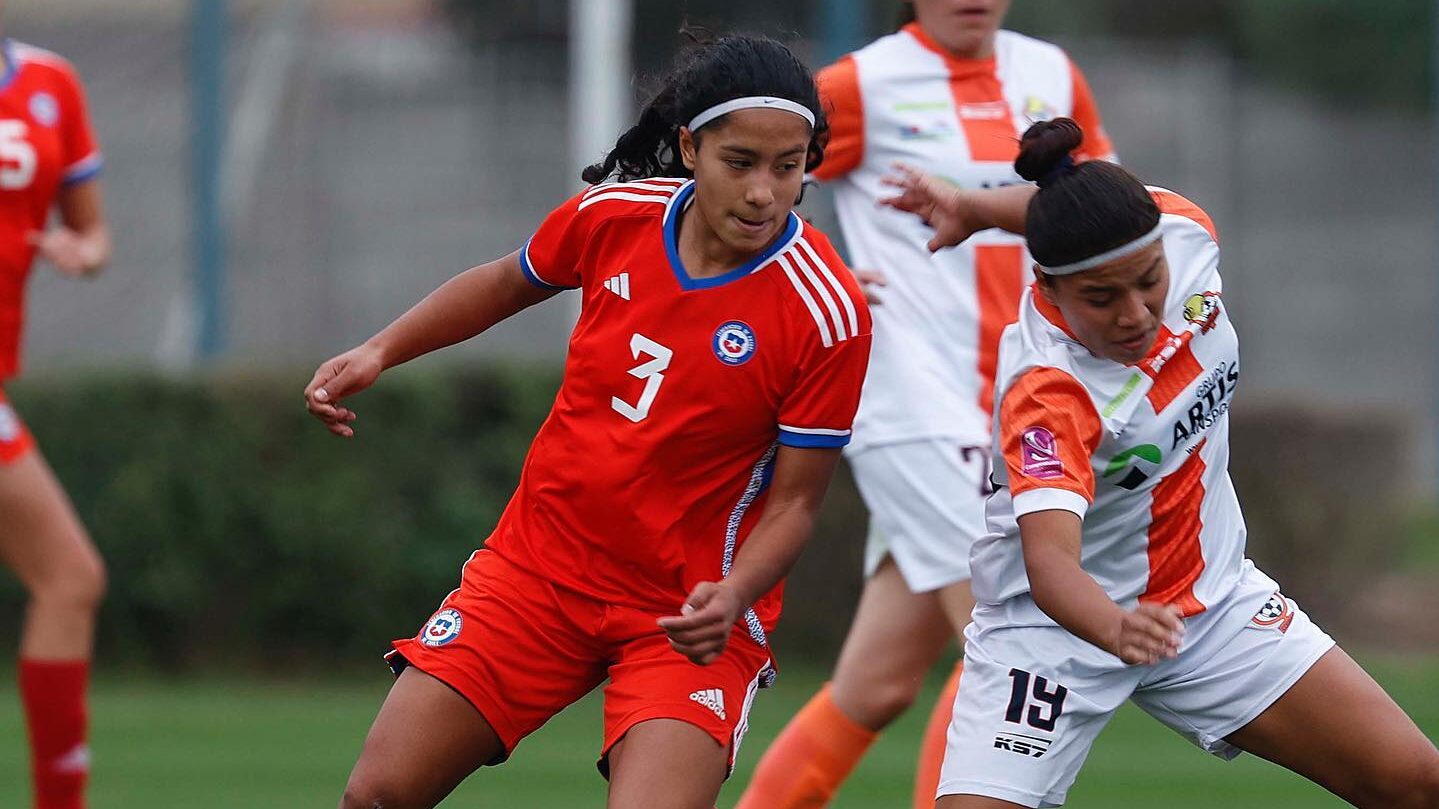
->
<box><xmin>662</xmin><ymin>180</ymin><xmax>801</xmax><ymax>291</ymax></box>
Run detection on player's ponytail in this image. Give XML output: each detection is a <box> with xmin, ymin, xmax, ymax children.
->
<box><xmin>1017</xmin><ymin>117</ymin><xmax>1159</xmax><ymax>272</ymax></box>
<box><xmin>582</xmin><ymin>33</ymin><xmax>828</xmax><ymax>184</ymax></box>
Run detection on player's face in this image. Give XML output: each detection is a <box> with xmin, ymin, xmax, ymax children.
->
<box><xmin>1039</xmin><ymin>241</ymin><xmax>1169</xmax><ymax>365</ymax></box>
<box><xmin>680</xmin><ymin>108</ymin><xmax>811</xmax><ymax>259</ymax></box>
<box><xmin>910</xmin><ymin>0</ymin><xmax>1010</xmax><ymax>58</ymax></box>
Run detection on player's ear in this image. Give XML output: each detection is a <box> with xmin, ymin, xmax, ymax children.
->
<box><xmin>1034</xmin><ymin>266</ymin><xmax>1060</xmax><ymax>306</ymax></box>
<box><xmin>679</xmin><ymin>127</ymin><xmax>698</xmax><ymax>172</ymax></box>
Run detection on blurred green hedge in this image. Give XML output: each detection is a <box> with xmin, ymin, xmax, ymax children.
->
<box><xmin>0</xmin><ymin>369</ymin><xmax>1414</xmax><ymax>671</ymax></box>
<box><xmin>0</xmin><ymin>367</ymin><xmax>560</xmax><ymax>669</ymax></box>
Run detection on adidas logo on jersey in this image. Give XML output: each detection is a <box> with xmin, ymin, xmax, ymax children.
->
<box><xmin>689</xmin><ymin>688</ymin><xmax>726</xmax><ymax>720</ymax></box>
<box><xmin>603</xmin><ymin>272</ymin><xmax>631</xmax><ymax>300</ymax></box>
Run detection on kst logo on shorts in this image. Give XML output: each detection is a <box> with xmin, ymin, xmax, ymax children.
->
<box><xmin>993</xmin><ymin>731</ymin><xmax>1051</xmax><ymax>758</ymax></box>
<box><xmin>689</xmin><ymin>688</ymin><xmax>726</xmax><ymax>721</ymax></box>
<box><xmin>1020</xmin><ymin>426</ymin><xmax>1063</xmax><ymax>479</ymax></box>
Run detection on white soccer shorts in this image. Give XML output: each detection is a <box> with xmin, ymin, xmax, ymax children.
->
<box><xmin>937</xmin><ymin>562</ymin><xmax>1335</xmax><ymax>807</ymax></box>
<box><xmin>849</xmin><ymin>439</ymin><xmax>991</xmax><ymax>593</ymax></box>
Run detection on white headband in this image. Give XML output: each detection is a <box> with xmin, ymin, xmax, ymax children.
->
<box><xmin>1035</xmin><ymin>224</ymin><xmax>1164</xmax><ymax>275</ymax></box>
<box><xmin>686</xmin><ymin>96</ymin><xmax>816</xmax><ymax>133</ymax></box>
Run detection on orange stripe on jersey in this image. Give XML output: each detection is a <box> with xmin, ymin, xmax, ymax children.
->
<box><xmin>812</xmin><ymin>56</ymin><xmax>864</xmax><ymax>182</ymax></box>
<box><xmin>904</xmin><ymin>23</ymin><xmax>1018</xmax><ymax>163</ymax></box>
<box><xmin>1142</xmin><ymin>438</ymin><xmax>1208</xmax><ymax>616</ymax></box>
<box><xmin>999</xmin><ymin>367</ymin><xmax>1103</xmax><ymax>502</ymax></box>
<box><xmin>1068</xmin><ymin>59</ymin><xmax>1115</xmax><ymax>162</ymax></box>
<box><xmin>976</xmin><ymin>245</ymin><xmax>1027</xmax><ymax>415</ymax></box>
<box><xmin>1028</xmin><ymin>282</ymin><xmax>1079</xmax><ymax>341</ymax></box>
<box><xmin>1150</xmin><ymin>189</ymin><xmax>1218</xmax><ymax>242</ymax></box>
<box><xmin>1140</xmin><ymin>326</ymin><xmax>1204</xmax><ymax>412</ymax></box>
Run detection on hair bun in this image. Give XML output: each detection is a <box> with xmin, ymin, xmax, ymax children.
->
<box><xmin>1015</xmin><ymin>118</ymin><xmax>1084</xmax><ymax>187</ymax></box>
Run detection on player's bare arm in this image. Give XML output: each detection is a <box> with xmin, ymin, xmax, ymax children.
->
<box><xmin>659</xmin><ymin>445</ymin><xmax>843</xmax><ymax>665</ymax></box>
<box><xmin>879</xmin><ymin>163</ymin><xmax>1035</xmax><ymax>251</ymax></box>
<box><xmin>1018</xmin><ymin>508</ymin><xmax>1183</xmax><ymax>666</ymax></box>
<box><xmin>31</xmin><ymin>178</ymin><xmax>110</xmax><ymax>278</ymax></box>
<box><xmin>304</xmin><ymin>250</ymin><xmax>558</xmax><ymax>437</ymax></box>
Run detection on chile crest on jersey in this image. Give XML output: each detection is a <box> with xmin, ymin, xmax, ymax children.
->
<box><xmin>712</xmin><ymin>320</ymin><xmax>757</xmax><ymax>366</ymax></box>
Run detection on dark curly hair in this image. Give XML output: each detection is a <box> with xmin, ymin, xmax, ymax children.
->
<box><xmin>582</xmin><ymin>33</ymin><xmax>828</xmax><ymax>184</ymax></box>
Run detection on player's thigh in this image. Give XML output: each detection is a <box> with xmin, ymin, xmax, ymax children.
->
<box><xmin>830</xmin><ymin>557</ymin><xmax>955</xmax><ymax>727</ymax></box>
<box><xmin>936</xmin><ymin>577</ymin><xmax>977</xmax><ymax>636</ymax></box>
<box><xmin>606</xmin><ymin>718</ymin><xmax>728</xmax><ymax>809</ymax></box>
<box><xmin>1224</xmin><ymin>646</ymin><xmax>1439</xmax><ymax>808</ymax></box>
<box><xmin>600</xmin><ymin>621</ymin><xmax>772</xmax><ymax>781</ymax></box>
<box><xmin>341</xmin><ymin>667</ymin><xmax>505</xmax><ymax>809</ymax></box>
<box><xmin>0</xmin><ymin>447</ymin><xmax>102</xmax><ymax>599</ymax></box>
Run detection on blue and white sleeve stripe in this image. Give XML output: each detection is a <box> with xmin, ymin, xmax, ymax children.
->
<box><xmin>777</xmin><ymin>424</ymin><xmax>851</xmax><ymax>448</ymax></box>
<box><xmin>61</xmin><ymin>152</ymin><xmax>104</xmax><ymax>185</ymax></box>
<box><xmin>517</xmin><ymin>238</ymin><xmax>576</xmax><ymax>291</ymax></box>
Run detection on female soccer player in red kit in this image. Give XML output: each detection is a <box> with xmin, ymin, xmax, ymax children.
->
<box><xmin>0</xmin><ymin>35</ymin><xmax>111</xmax><ymax>809</ymax></box>
<box><xmin>305</xmin><ymin>34</ymin><xmax>871</xmax><ymax>809</ymax></box>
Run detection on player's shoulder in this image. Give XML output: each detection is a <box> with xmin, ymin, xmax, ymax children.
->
<box><xmin>994</xmin><ymin>29</ymin><xmax>1072</xmax><ymax>75</ymax></box>
<box><xmin>7</xmin><ymin>40</ymin><xmax>82</xmax><ymax>84</ymax></box>
<box><xmin>1146</xmin><ymin>185</ymin><xmax>1218</xmax><ymax>243</ymax></box>
<box><xmin>767</xmin><ymin>220</ymin><xmax>871</xmax><ymax>348</ymax></box>
<box><xmin>572</xmin><ymin>177</ymin><xmax>687</xmax><ymax>223</ymax></box>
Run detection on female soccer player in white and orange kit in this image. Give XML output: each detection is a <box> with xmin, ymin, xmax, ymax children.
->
<box><xmin>0</xmin><ymin>35</ymin><xmax>111</xmax><ymax>809</ymax></box>
<box><xmin>881</xmin><ymin>117</ymin><xmax>1439</xmax><ymax>808</ymax></box>
<box><xmin>737</xmin><ymin>2</ymin><xmax>1115</xmax><ymax>806</ymax></box>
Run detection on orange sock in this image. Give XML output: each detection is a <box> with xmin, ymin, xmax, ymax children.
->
<box><xmin>734</xmin><ymin>683</ymin><xmax>877</xmax><ymax>809</ymax></box>
<box><xmin>913</xmin><ymin>660</ymin><xmax>963</xmax><ymax>809</ymax></box>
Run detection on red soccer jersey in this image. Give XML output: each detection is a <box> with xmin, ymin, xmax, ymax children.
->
<box><xmin>0</xmin><ymin>40</ymin><xmax>102</xmax><ymax>380</ymax></box>
<box><xmin>487</xmin><ymin>178</ymin><xmax>871</xmax><ymax>646</ymax></box>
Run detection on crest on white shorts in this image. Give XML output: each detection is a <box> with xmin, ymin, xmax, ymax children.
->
<box><xmin>421</xmin><ymin>608</ymin><xmax>463</xmax><ymax>647</ymax></box>
<box><xmin>1250</xmin><ymin>591</ymin><xmax>1294</xmax><ymax>633</ymax></box>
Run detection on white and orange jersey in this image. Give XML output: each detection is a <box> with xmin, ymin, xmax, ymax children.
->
<box><xmin>815</xmin><ymin>24</ymin><xmax>1114</xmax><ymax>449</ymax></box>
<box><xmin>972</xmin><ymin>189</ymin><xmax>1246</xmax><ymax>623</ymax></box>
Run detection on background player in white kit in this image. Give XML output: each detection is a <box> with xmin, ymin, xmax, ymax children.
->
<box><xmin>738</xmin><ymin>3</ymin><xmax>1115</xmax><ymax>805</ymax></box>
<box><xmin>882</xmin><ymin>117</ymin><xmax>1439</xmax><ymax>808</ymax></box>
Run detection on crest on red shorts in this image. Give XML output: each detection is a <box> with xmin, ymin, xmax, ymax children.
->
<box><xmin>421</xmin><ymin>608</ymin><xmax>463</xmax><ymax>647</ymax></box>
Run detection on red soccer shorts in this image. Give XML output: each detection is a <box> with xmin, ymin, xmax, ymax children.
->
<box><xmin>386</xmin><ymin>548</ymin><xmax>773</xmax><ymax>775</ymax></box>
<box><xmin>0</xmin><ymin>388</ymin><xmax>35</xmax><ymax>465</ymax></box>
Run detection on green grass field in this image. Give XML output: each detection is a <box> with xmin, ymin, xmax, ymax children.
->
<box><xmin>0</xmin><ymin>659</ymin><xmax>1434</xmax><ymax>807</ymax></box>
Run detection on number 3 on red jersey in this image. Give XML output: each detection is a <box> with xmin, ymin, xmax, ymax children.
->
<box><xmin>611</xmin><ymin>333</ymin><xmax>672</xmax><ymax>423</ymax></box>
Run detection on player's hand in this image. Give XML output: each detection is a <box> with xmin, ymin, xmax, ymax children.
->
<box><xmin>303</xmin><ymin>343</ymin><xmax>384</xmax><ymax>438</ymax></box>
<box><xmin>1110</xmin><ymin>602</ymin><xmax>1184</xmax><ymax>665</ymax></box>
<box><xmin>657</xmin><ymin>581</ymin><xmax>745</xmax><ymax>666</ymax></box>
<box><xmin>852</xmin><ymin>268</ymin><xmax>887</xmax><ymax>305</ymax></box>
<box><xmin>877</xmin><ymin>163</ymin><xmax>985</xmax><ymax>252</ymax></box>
<box><xmin>28</xmin><ymin>228</ymin><xmax>103</xmax><ymax>277</ymax></box>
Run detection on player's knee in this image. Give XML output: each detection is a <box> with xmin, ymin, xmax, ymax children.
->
<box><xmin>1359</xmin><ymin>753</ymin><xmax>1439</xmax><ymax>809</ymax></box>
<box><xmin>840</xmin><ymin>675</ymin><xmax>923</xmax><ymax>728</ymax></box>
<box><xmin>338</xmin><ymin>779</ymin><xmax>408</xmax><ymax>809</ymax></box>
<box><xmin>30</xmin><ymin>537</ymin><xmax>106</xmax><ymax>613</ymax></box>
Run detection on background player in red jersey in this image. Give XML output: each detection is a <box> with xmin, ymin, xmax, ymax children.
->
<box><xmin>304</xmin><ymin>34</ymin><xmax>871</xmax><ymax>809</ymax></box>
<box><xmin>0</xmin><ymin>34</ymin><xmax>111</xmax><ymax>809</ymax></box>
